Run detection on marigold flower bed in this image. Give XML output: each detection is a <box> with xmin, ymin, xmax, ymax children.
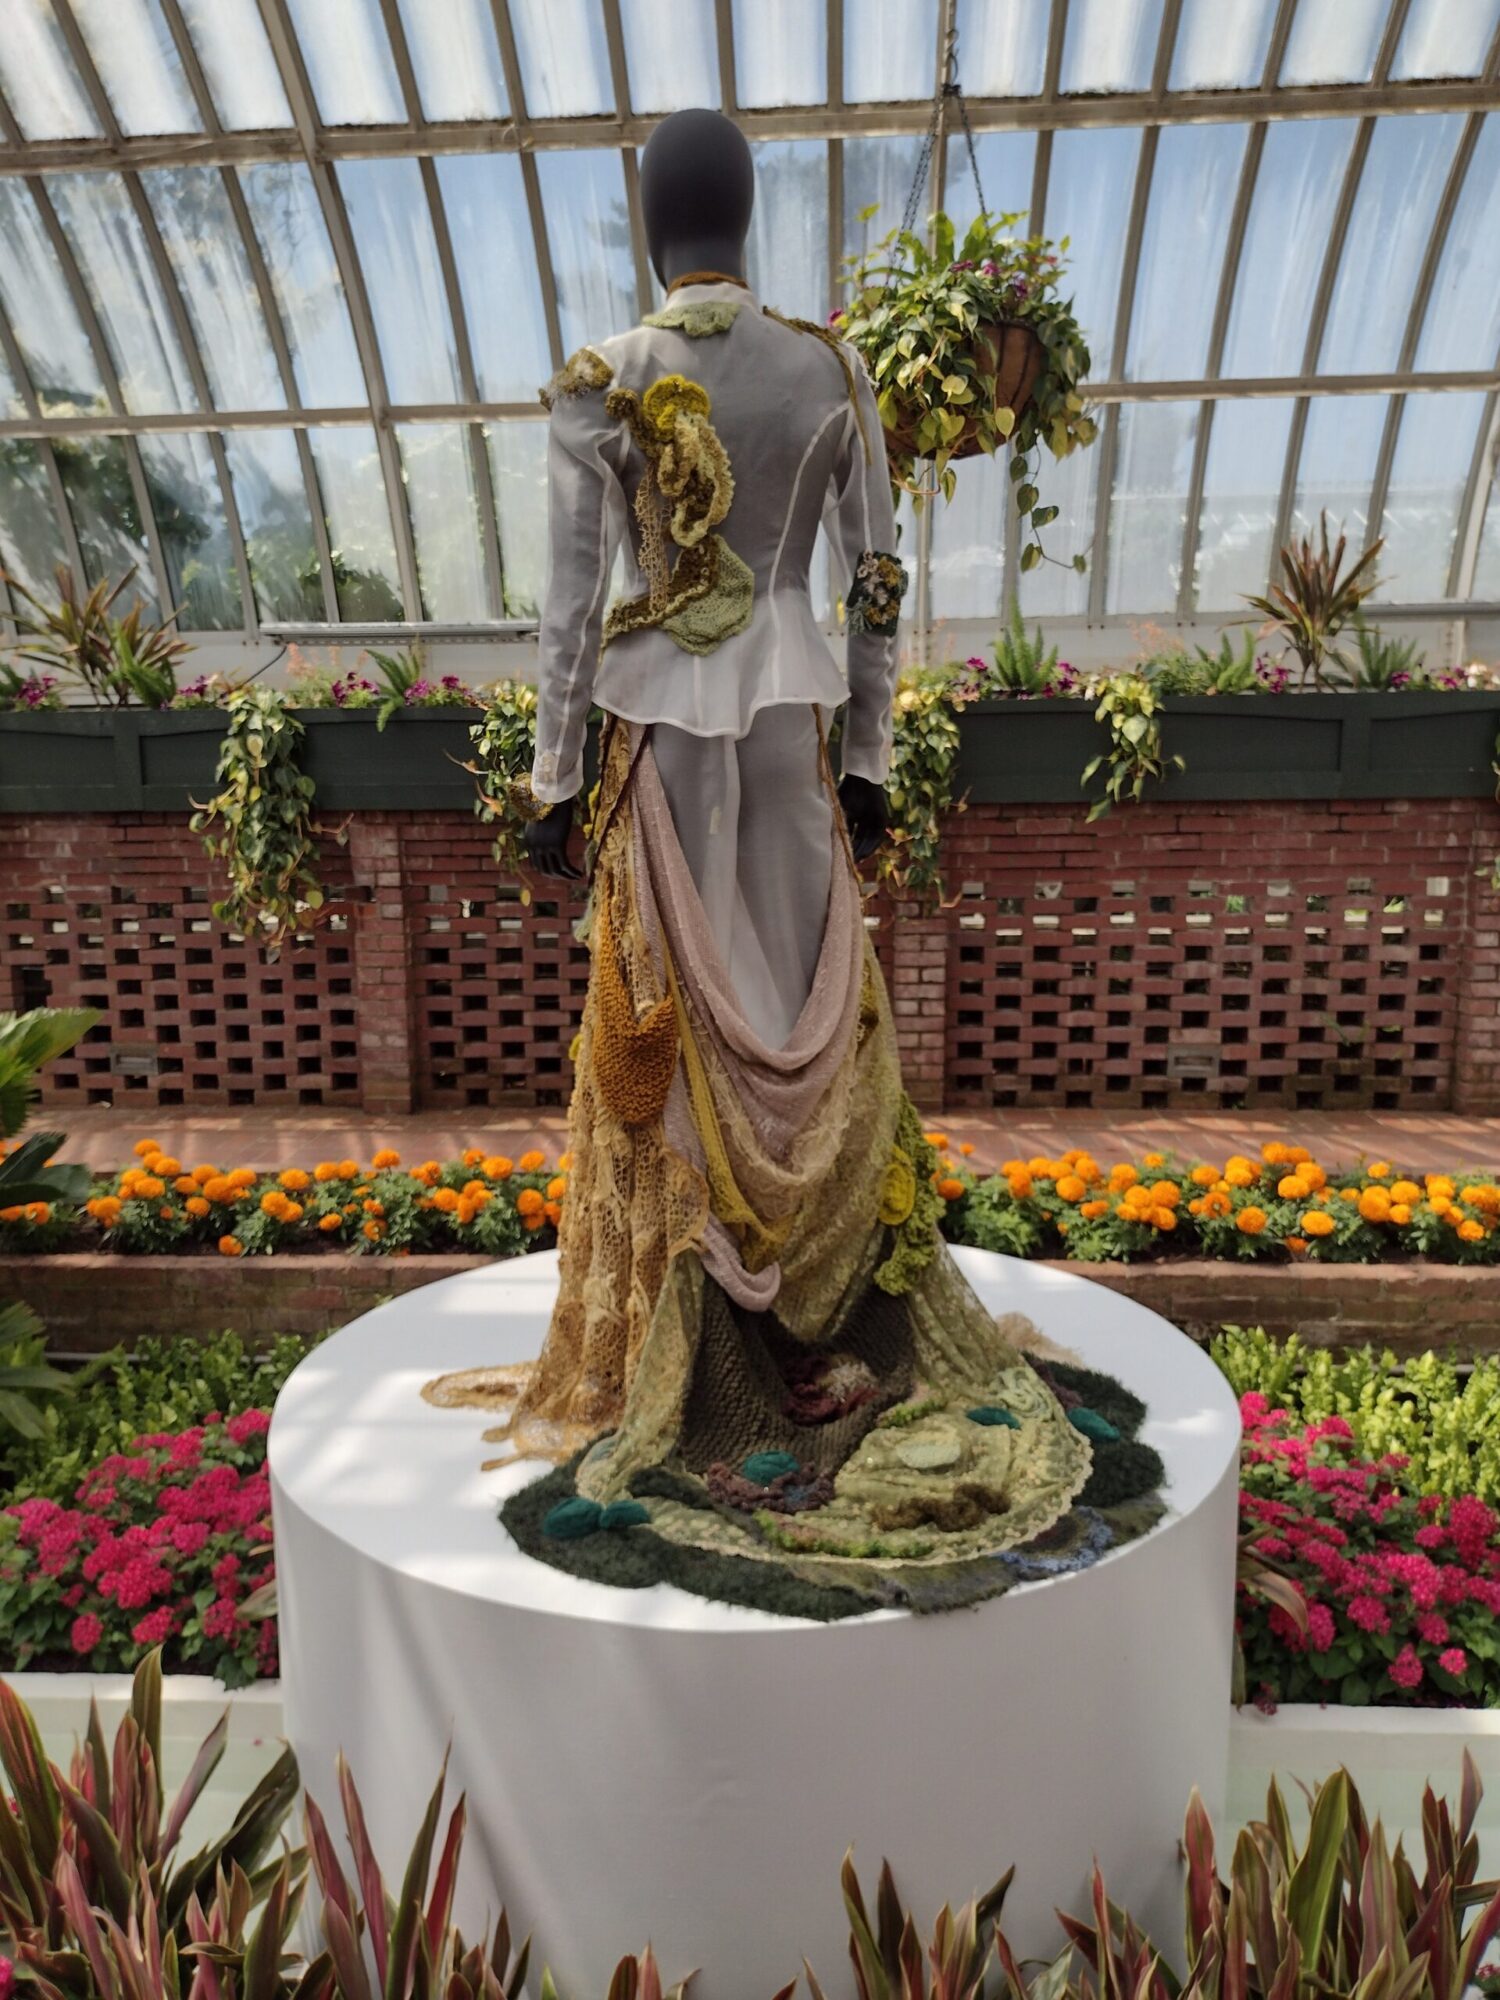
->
<box><xmin>4</xmin><ymin>1135</ymin><xmax>1500</xmax><ymax>1269</ymax></box>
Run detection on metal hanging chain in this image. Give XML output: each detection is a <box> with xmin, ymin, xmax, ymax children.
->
<box><xmin>882</xmin><ymin>23</ymin><xmax>990</xmax><ymax>299</ymax></box>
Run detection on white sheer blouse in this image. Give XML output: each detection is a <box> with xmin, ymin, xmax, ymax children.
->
<box><xmin>529</xmin><ymin>281</ymin><xmax>902</xmax><ymax>806</ymax></box>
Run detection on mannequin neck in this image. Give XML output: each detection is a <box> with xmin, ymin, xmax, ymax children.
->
<box><xmin>656</xmin><ymin>236</ymin><xmax>749</xmax><ymax>288</ymax></box>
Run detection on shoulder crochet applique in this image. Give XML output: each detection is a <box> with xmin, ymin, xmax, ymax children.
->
<box><xmin>602</xmin><ymin>371</ymin><xmax>753</xmax><ymax>658</ymax></box>
<box><xmin>642</xmin><ymin>299</ymin><xmax>742</xmax><ymax>337</ymax></box>
<box><xmin>538</xmin><ymin>344</ymin><xmax>613</xmax><ymax>411</ymax></box>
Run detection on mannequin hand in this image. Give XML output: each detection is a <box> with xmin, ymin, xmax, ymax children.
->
<box><xmin>838</xmin><ymin>774</ymin><xmax>890</xmax><ymax>863</ymax></box>
<box><xmin>523</xmin><ymin>798</ymin><xmax>583</xmax><ymax>881</ymax></box>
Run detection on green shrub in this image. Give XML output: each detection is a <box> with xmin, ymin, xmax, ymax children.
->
<box><xmin>1212</xmin><ymin>1325</ymin><xmax>1500</xmax><ymax>1502</ymax></box>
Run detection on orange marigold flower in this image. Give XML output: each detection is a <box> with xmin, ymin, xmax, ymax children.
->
<box><xmin>1150</xmin><ymin>1206</ymin><xmax>1177</xmax><ymax>1231</ymax></box>
<box><xmin>559</xmin><ymin>1152</ymin><xmax>572</xmax><ymax>1171</ymax></box>
<box><xmin>1358</xmin><ymin>1189</ymin><xmax>1391</xmax><ymax>1224</ymax></box>
<box><xmin>1149</xmin><ymin>1180</ymin><xmax>1180</xmax><ymax>1207</ymax></box>
<box><xmin>431</xmin><ymin>1188</ymin><xmax>460</xmax><ymax>1213</ymax></box>
<box><xmin>1224</xmin><ymin>1163</ymin><xmax>1257</xmax><ymax>1189</ymax></box>
<box><xmin>151</xmin><ymin>1155</ymin><xmax>182</xmax><ymax>1177</ymax></box>
<box><xmin>544</xmin><ymin>1199</ymin><xmax>563</xmax><ymax>1226</ymax></box>
<box><xmin>363</xmin><ymin>1219</ymin><xmax>385</xmax><ymax>1241</ymax></box>
<box><xmin>958</xmin><ymin>1142</ymin><xmax>974</xmax><ymax>1156</ymax></box>
<box><xmin>362</xmin><ymin>1199</ymin><xmax>384</xmax><ymax>1217</ymax></box>
<box><xmin>1338</xmin><ymin>1187</ymin><xmax>1361</xmax><ymax>1204</ymax></box>
<box><xmin>1461</xmin><ymin>1183</ymin><xmax>1500</xmax><ymax>1212</ymax></box>
<box><xmin>456</xmin><ymin>1198</ymin><xmax>478</xmax><ymax>1225</ymax></box>
<box><xmin>518</xmin><ymin>1150</ymin><xmax>546</xmax><ymax>1173</ymax></box>
<box><xmin>483</xmin><ymin>1156</ymin><xmax>513</xmax><ymax>1180</ymax></box>
<box><xmin>1143</xmin><ymin>1152</ymin><xmax>1165</xmax><ymax>1169</ymax></box>
<box><xmin>1190</xmin><ymin>1164</ymin><xmax>1218</xmax><ymax>1187</ymax></box>
<box><xmin>1055</xmin><ymin>1174</ymin><xmax>1087</xmax><ymax>1203</ymax></box>
<box><xmin>937</xmin><ymin>1177</ymin><xmax>966</xmax><ymax>1201</ymax></box>
<box><xmin>410</xmin><ymin>1162</ymin><xmax>442</xmax><ymax>1187</ymax></box>
<box><xmin>260</xmin><ymin>1191</ymin><xmax>288</xmax><ymax>1217</ymax></box>
<box><xmin>523</xmin><ymin>1212</ymin><xmax>546</xmax><ymax>1232</ymax></box>
<box><xmin>1285</xmin><ymin>1236</ymin><xmax>1308</xmax><ymax>1256</ymax></box>
<box><xmin>1261</xmin><ymin>1143</ymin><xmax>1288</xmax><ymax>1166</ymax></box>
<box><xmin>227</xmin><ymin>1168</ymin><xmax>258</xmax><ymax>1189</ymax></box>
<box><xmin>1458</xmin><ymin>1217</ymin><xmax>1486</xmax><ymax>1243</ymax></box>
<box><xmin>0</xmin><ymin>1205</ymin><xmax>24</xmax><ymax>1224</ymax></box>
<box><xmin>924</xmin><ymin>1131</ymin><xmax>950</xmax><ymax>1150</ymax></box>
<box><xmin>1286</xmin><ymin>1147</ymin><xmax>1311</xmax><ymax>1166</ymax></box>
<box><xmin>546</xmin><ymin>1175</ymin><xmax>567</xmax><ymax>1200</ymax></box>
<box><xmin>1237</xmin><ymin>1207</ymin><xmax>1268</xmax><ymax>1236</ymax></box>
<box><xmin>133</xmin><ymin>1138</ymin><xmax>162</xmax><ymax>1158</ymax></box>
<box><xmin>185</xmin><ymin>1196</ymin><xmax>210</xmax><ymax>1218</ymax></box>
<box><xmin>1006</xmin><ymin>1173</ymin><xmax>1033</xmax><ymax>1200</ymax></box>
<box><xmin>339</xmin><ymin>1158</ymin><xmax>360</xmax><ymax>1179</ymax></box>
<box><xmin>1278</xmin><ymin>1175</ymin><xmax>1310</xmax><ymax>1200</ymax></box>
<box><xmin>319</xmin><ymin>1212</ymin><xmax>343</xmax><ymax>1232</ymax></box>
<box><xmin>173</xmin><ymin>1175</ymin><xmax>199</xmax><ymax>1195</ymax></box>
<box><xmin>1368</xmin><ymin>1160</ymin><xmax>1391</xmax><ymax>1179</ymax></box>
<box><xmin>191</xmin><ymin>1164</ymin><xmax>220</xmax><ymax>1184</ymax></box>
<box><xmin>372</xmin><ymin>1149</ymin><xmax>401</xmax><ymax>1169</ymax></box>
<box><xmin>1000</xmin><ymin>1159</ymin><xmax>1025</xmax><ymax>1177</ymax></box>
<box><xmin>282</xmin><ymin>1201</ymin><xmax>305</xmax><ymax>1223</ymax></box>
<box><xmin>1389</xmin><ymin>1203</ymin><xmax>1412</xmax><ymax>1225</ymax></box>
<box><xmin>463</xmin><ymin>1148</ymin><xmax>485</xmax><ymax>1167</ymax></box>
<box><xmin>218</xmin><ymin>1235</ymin><xmax>244</xmax><ymax>1256</ymax></box>
<box><xmin>1110</xmin><ymin>1163</ymin><xmax>1139</xmax><ymax>1189</ymax></box>
<box><xmin>134</xmin><ymin>1175</ymin><xmax>166</xmax><ymax>1200</ymax></box>
<box><xmin>1390</xmin><ymin>1179</ymin><xmax>1422</xmax><ymax>1205</ymax></box>
<box><xmin>158</xmin><ymin>1205</ymin><xmax>174</xmax><ymax>1220</ymax></box>
<box><xmin>279</xmin><ymin>1168</ymin><xmax>311</xmax><ymax>1192</ymax></box>
<box><xmin>516</xmin><ymin>1187</ymin><xmax>545</xmax><ymax>1217</ymax></box>
<box><xmin>314</xmin><ymin>1161</ymin><xmax>342</xmax><ymax>1181</ymax></box>
<box><xmin>1302</xmin><ymin>1210</ymin><xmax>1336</xmax><ymax>1238</ymax></box>
<box><xmin>86</xmin><ymin>1196</ymin><xmax>122</xmax><ymax>1223</ymax></box>
<box><xmin>1426</xmin><ymin>1175</ymin><xmax>1456</xmax><ymax>1199</ymax></box>
<box><xmin>202</xmin><ymin>1176</ymin><xmax>237</xmax><ymax>1205</ymax></box>
<box><xmin>1080</xmin><ymin>1200</ymin><xmax>1110</xmax><ymax>1219</ymax></box>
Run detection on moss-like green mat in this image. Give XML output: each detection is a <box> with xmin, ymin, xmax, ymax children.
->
<box><xmin>500</xmin><ymin>1360</ymin><xmax>1168</xmax><ymax>1620</ymax></box>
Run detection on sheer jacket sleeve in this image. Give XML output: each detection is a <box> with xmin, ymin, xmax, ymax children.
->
<box><xmin>530</xmin><ymin>382</ymin><xmax>621</xmax><ymax>806</ymax></box>
<box><xmin>827</xmin><ymin>353</ymin><xmax>903</xmax><ymax>786</ymax></box>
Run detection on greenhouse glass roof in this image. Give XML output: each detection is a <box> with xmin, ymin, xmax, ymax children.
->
<box><xmin>0</xmin><ymin>0</ymin><xmax>1497</xmax><ymax>639</ymax></box>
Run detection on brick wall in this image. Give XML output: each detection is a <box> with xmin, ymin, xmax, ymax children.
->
<box><xmin>6</xmin><ymin>796</ymin><xmax>1499</xmax><ymax>1115</ymax></box>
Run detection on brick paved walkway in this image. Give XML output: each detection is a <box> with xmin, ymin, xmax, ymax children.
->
<box><xmin>52</xmin><ymin>1103</ymin><xmax>1500</xmax><ymax>1174</ymax></box>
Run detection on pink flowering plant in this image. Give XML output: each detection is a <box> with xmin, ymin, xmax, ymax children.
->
<box><xmin>0</xmin><ymin>1407</ymin><xmax>278</xmax><ymax>1687</ymax></box>
<box><xmin>1237</xmin><ymin>1392</ymin><xmax>1500</xmax><ymax>1708</ymax></box>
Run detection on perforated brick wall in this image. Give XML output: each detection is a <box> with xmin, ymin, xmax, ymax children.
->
<box><xmin>5</xmin><ymin>797</ymin><xmax>1498</xmax><ymax>1116</ymax></box>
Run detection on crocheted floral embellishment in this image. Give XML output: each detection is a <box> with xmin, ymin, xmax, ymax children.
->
<box><xmin>538</xmin><ymin>344</ymin><xmax>613</xmax><ymax>411</ymax></box>
<box><xmin>643</xmin><ymin>300</ymin><xmax>741</xmax><ymax>337</ymax></box>
<box><xmin>641</xmin><ymin>371</ymin><xmax>712</xmax><ymax>435</ymax></box>
<box><xmin>846</xmin><ymin>550</ymin><xmax>908</xmax><ymax>634</ymax></box>
<box><xmin>877</xmin><ymin>1145</ymin><xmax>917</xmax><ymax>1227</ymax></box>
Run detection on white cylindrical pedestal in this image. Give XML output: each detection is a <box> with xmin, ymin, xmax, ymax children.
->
<box><xmin>270</xmin><ymin>1248</ymin><xmax>1240</xmax><ymax>1996</ymax></box>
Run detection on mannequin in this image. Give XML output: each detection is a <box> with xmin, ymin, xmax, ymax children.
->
<box><xmin>524</xmin><ymin>106</ymin><xmax>889</xmax><ymax>879</ymax></box>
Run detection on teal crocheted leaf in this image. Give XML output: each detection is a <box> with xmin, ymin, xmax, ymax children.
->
<box><xmin>742</xmin><ymin>1451</ymin><xmax>801</xmax><ymax>1486</ymax></box>
<box><xmin>967</xmin><ymin>1406</ymin><xmax>1021</xmax><ymax>1429</ymax></box>
<box><xmin>1069</xmin><ymin>1408</ymin><xmax>1121</xmax><ymax>1444</ymax></box>
<box><xmin>543</xmin><ymin>1496</ymin><xmax>604</xmax><ymax>1539</ymax></box>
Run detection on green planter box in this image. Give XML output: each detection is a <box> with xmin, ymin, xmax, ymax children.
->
<box><xmin>952</xmin><ymin>691</ymin><xmax>1500</xmax><ymax>805</ymax></box>
<box><xmin>297</xmin><ymin>708</ymin><xmax>482</xmax><ymax>809</ymax></box>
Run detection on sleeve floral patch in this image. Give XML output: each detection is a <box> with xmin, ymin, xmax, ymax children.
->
<box><xmin>539</xmin><ymin>344</ymin><xmax>614</xmax><ymax>411</ymax></box>
<box><xmin>846</xmin><ymin>550</ymin><xmax>908</xmax><ymax>635</ymax></box>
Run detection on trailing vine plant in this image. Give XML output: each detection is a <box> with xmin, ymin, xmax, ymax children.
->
<box><xmin>1082</xmin><ymin>673</ymin><xmax>1181</xmax><ymax>822</ymax></box>
<box><xmin>879</xmin><ymin>668</ymin><xmax>962</xmax><ymax>908</ymax></box>
<box><xmin>190</xmin><ymin>686</ymin><xmax>344</xmax><ymax>957</ymax></box>
<box><xmin>465</xmin><ymin>679</ymin><xmax>541</xmax><ymax>894</ymax></box>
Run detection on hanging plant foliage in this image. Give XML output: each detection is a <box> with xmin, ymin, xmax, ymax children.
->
<box><xmin>835</xmin><ymin>210</ymin><xmax>1097</xmax><ymax>572</ymax></box>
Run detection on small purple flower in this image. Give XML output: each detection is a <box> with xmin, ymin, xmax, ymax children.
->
<box><xmin>405</xmin><ymin>678</ymin><xmax>434</xmax><ymax>701</ymax></box>
<box><xmin>1390</xmin><ymin>670</ymin><xmax>1411</xmax><ymax>689</ymax></box>
<box><xmin>981</xmin><ymin>259</ymin><xmax>999</xmax><ymax>276</ymax></box>
<box><xmin>826</xmin><ymin>308</ymin><xmax>845</xmax><ymax>328</ymax></box>
<box><xmin>951</xmin><ymin>259</ymin><xmax>975</xmax><ymax>273</ymax></box>
<box><xmin>441</xmin><ymin>674</ymin><xmax>463</xmax><ymax>690</ymax></box>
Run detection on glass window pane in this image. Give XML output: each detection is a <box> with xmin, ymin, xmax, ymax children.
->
<box><xmin>0</xmin><ymin>180</ymin><xmax>105</xmax><ymax>417</ymax></box>
<box><xmin>536</xmin><ymin>151</ymin><xmax>639</xmax><ymax>352</ymax></box>
<box><xmin>143</xmin><ymin>166</ymin><xmax>283</xmax><ymax>411</ymax></box>
<box><xmin>1105</xmin><ymin>400</ymin><xmax>1197</xmax><ymax>612</ymax></box>
<box><xmin>1474</xmin><ymin>477</ymin><xmax>1500</xmax><ymax>600</ymax></box>
<box><xmin>1192</xmin><ymin>396</ymin><xmax>1296</xmax><ymax>611</ymax></box>
<box><xmin>1062</xmin><ymin>0</ymin><xmax>1165</xmax><ymax>93</ymax></box>
<box><xmin>1374</xmin><ymin>392</ymin><xmax>1486</xmax><ymax>601</ymax></box>
<box><xmin>54</xmin><ymin>437</ymin><xmax>155</xmax><ymax>607</ymax></box>
<box><xmin>223</xmin><ymin>428</ymin><xmax>321</xmax><ymax>620</ymax></box>
<box><xmin>956</xmin><ymin>0</ymin><xmax>1048</xmax><ymax>95</ymax></box>
<box><xmin>1170</xmin><ymin>0</ymin><xmax>1274</xmax><ymax>88</ymax></box>
<box><xmin>1414</xmin><ymin>115</ymin><xmax>1500</xmax><ymax>374</ymax></box>
<box><xmin>0</xmin><ymin>1</ymin><xmax>101</xmax><ymax>140</ymax></box>
<box><xmin>489</xmin><ymin>423</ymin><xmax>548</xmax><ymax>618</ymax></box>
<box><xmin>1019</xmin><ymin>439</ymin><xmax>1097</xmax><ymax>617</ymax></box>
<box><xmin>508</xmin><ymin>0</ymin><xmax>612</xmax><ymax>115</ymax></box>
<box><xmin>734</xmin><ymin>0</ymin><xmax>823</xmax><ymax>107</ymax></box>
<box><xmin>1392</xmin><ymin>0</ymin><xmax>1500</xmax><ymax>79</ymax></box>
<box><xmin>1221</xmin><ymin>118</ymin><xmax>1356</xmax><ymax>380</ymax></box>
<box><xmin>746</xmin><ymin>141</ymin><xmax>828</xmax><ymax>320</ymax></box>
<box><xmin>307</xmin><ymin>427</ymin><xmax>403</xmax><ymax>619</ymax></box>
<box><xmin>436</xmin><ymin>155</ymin><xmax>551</xmax><ymax>403</ymax></box>
<box><xmin>944</xmin><ymin>130</ymin><xmax>1037</xmax><ymax>230</ymax></box>
<box><xmin>1040</xmin><ymin>127</ymin><xmax>1141</xmax><ymax>371</ymax></box>
<box><xmin>48</xmin><ymin>172</ymin><xmax>199</xmax><ymax>415</ymax></box>
<box><xmin>1127</xmin><ymin>123</ymin><xmax>1247</xmax><ymax>381</ymax></box>
<box><xmin>238</xmin><ymin>162</ymin><xmax>364</xmax><ymax>409</ymax></box>
<box><xmin>843</xmin><ymin>135</ymin><xmax>926</xmax><ymax>262</ymax></box>
<box><xmin>284</xmin><ymin>0</ymin><xmax>405</xmax><ymax>124</ymax></box>
<box><xmin>1320</xmin><ymin>115</ymin><xmax>1462</xmax><ymax>376</ymax></box>
<box><xmin>930</xmin><ymin>454</ymin><xmax>1005</xmax><ymax>621</ymax></box>
<box><xmin>620</xmin><ymin>0</ymin><xmax>718</xmax><ymax>111</ymax></box>
<box><xmin>845</xmin><ymin>0</ymin><xmax>936</xmax><ymax>102</ymax></box>
<box><xmin>70</xmin><ymin>0</ymin><xmax>200</xmax><ymax>135</ymax></box>
<box><xmin>398</xmin><ymin>425</ymin><xmax>487</xmax><ymax>620</ymax></box>
<box><xmin>139</xmin><ymin>431</ymin><xmax>241</xmax><ymax>630</ymax></box>
<box><xmin>338</xmin><ymin>160</ymin><xmax>460</xmax><ymax>406</ymax></box>
<box><xmin>1291</xmin><ymin>393</ymin><xmax>1386</xmax><ymax>547</ymax></box>
<box><xmin>176</xmin><ymin>0</ymin><xmax>292</xmax><ymax>129</ymax></box>
<box><xmin>394</xmin><ymin>0</ymin><xmax>508</xmax><ymax>119</ymax></box>
<box><xmin>1280</xmin><ymin>0</ymin><xmax>1386</xmax><ymax>84</ymax></box>
<box><xmin>0</xmin><ymin>343</ymin><xmax>22</xmax><ymax>421</ymax></box>
<box><xmin>0</xmin><ymin>442</ymin><xmax>70</xmax><ymax>600</ymax></box>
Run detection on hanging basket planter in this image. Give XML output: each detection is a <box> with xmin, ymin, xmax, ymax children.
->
<box><xmin>881</xmin><ymin>317</ymin><xmax>1046</xmax><ymax>465</ymax></box>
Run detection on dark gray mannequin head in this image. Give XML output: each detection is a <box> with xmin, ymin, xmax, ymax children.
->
<box><xmin>639</xmin><ymin>108</ymin><xmax>754</xmax><ymax>287</ymax></box>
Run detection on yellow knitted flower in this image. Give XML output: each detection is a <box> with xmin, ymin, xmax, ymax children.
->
<box><xmin>642</xmin><ymin>372</ymin><xmax>711</xmax><ymax>434</ymax></box>
<box><xmin>877</xmin><ymin>1147</ymin><xmax>917</xmax><ymax>1227</ymax></box>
